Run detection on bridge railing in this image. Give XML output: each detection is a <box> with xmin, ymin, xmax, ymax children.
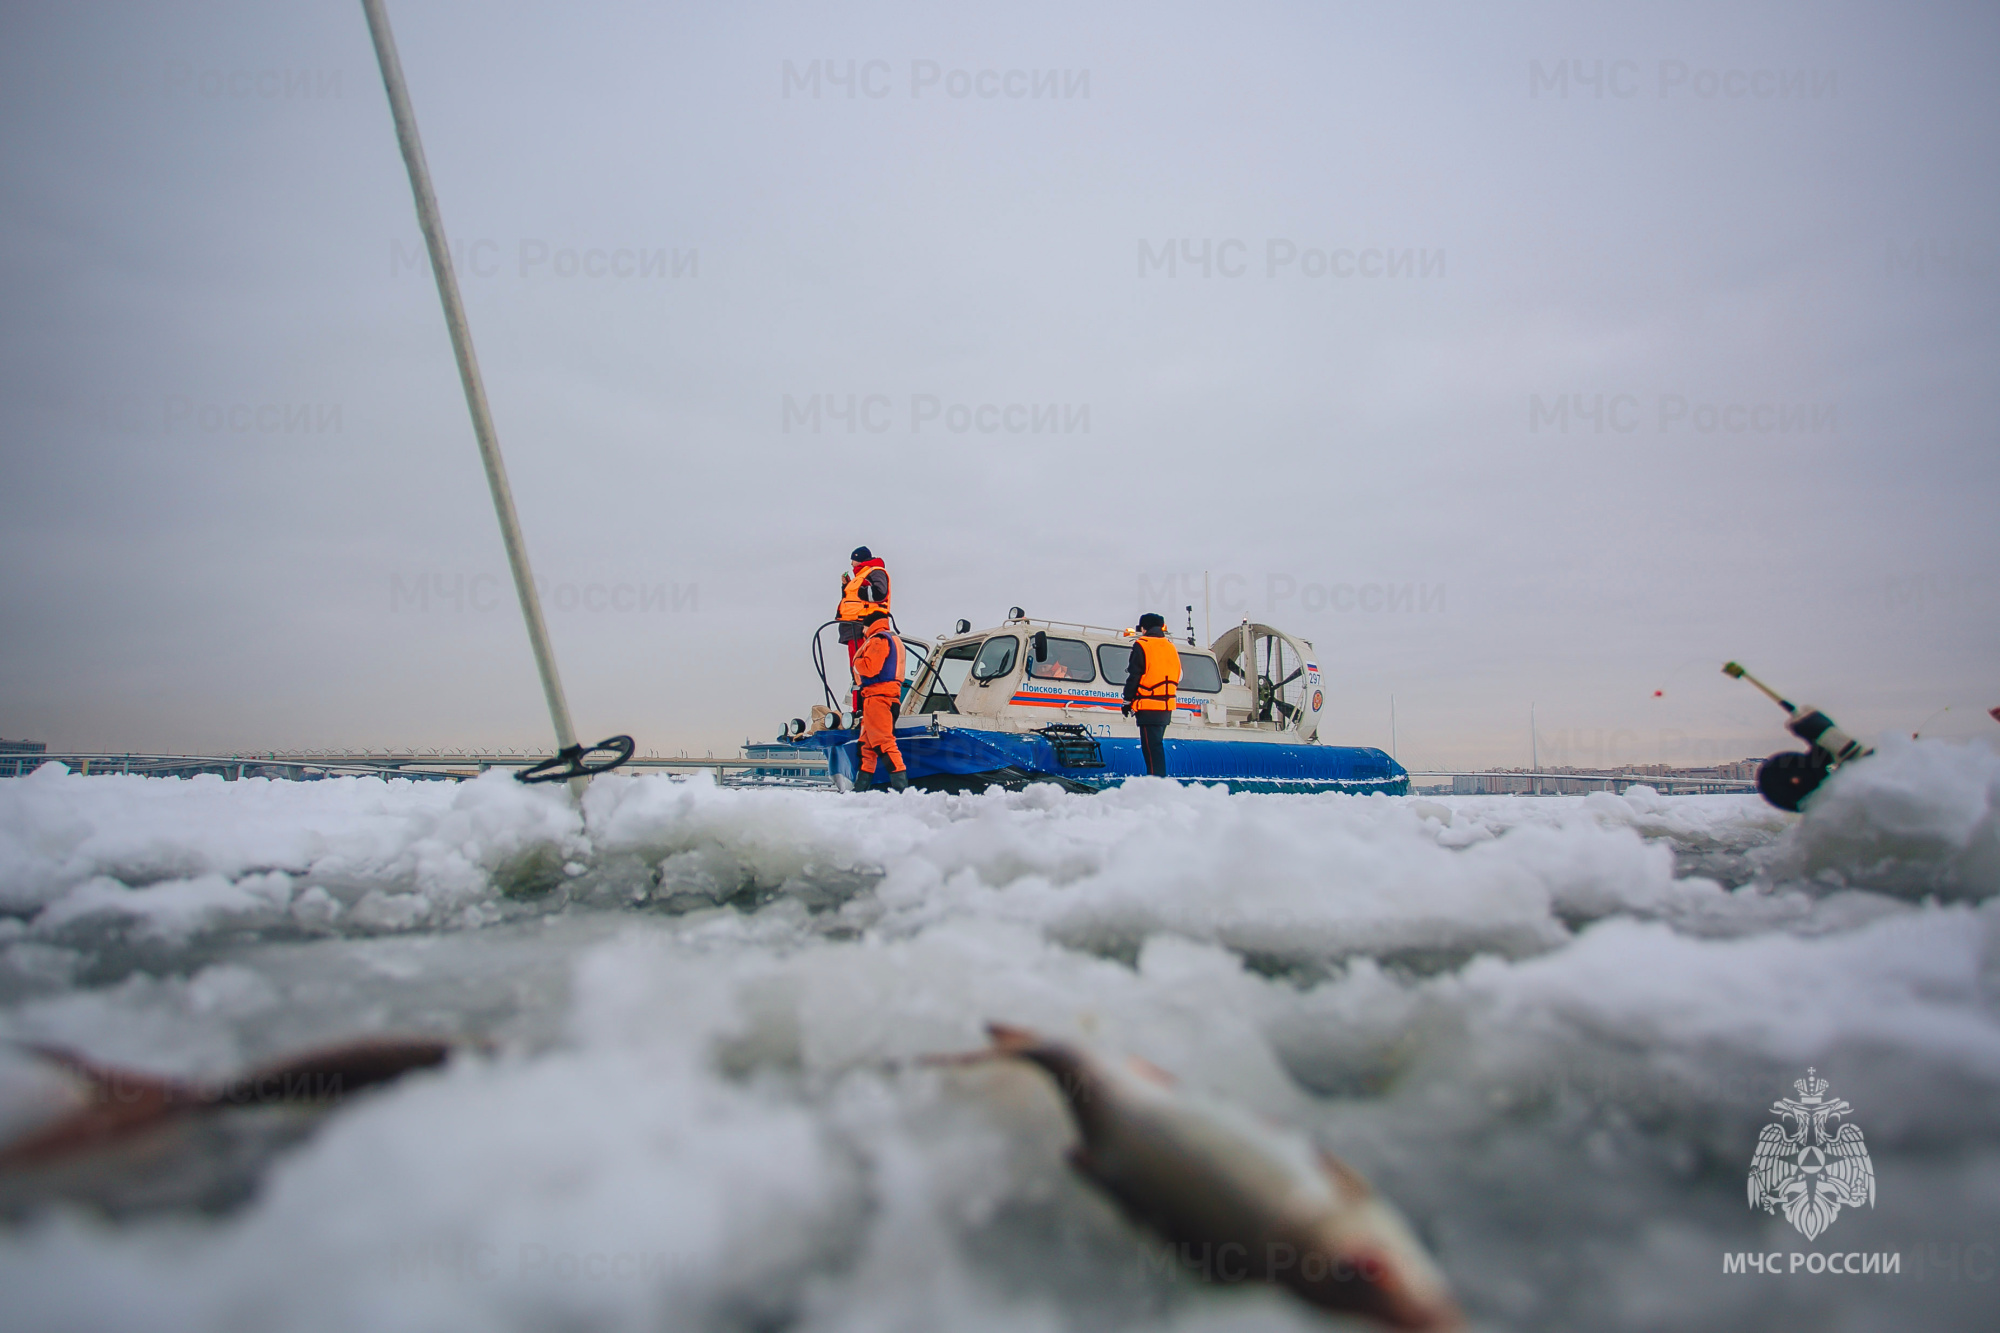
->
<box><xmin>1402</xmin><ymin>770</ymin><xmax>1757</xmax><ymax>794</ymax></box>
<box><xmin>3</xmin><ymin>751</ymin><xmax>829</xmax><ymax>783</ymax></box>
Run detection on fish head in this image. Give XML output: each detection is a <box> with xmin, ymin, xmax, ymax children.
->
<box><xmin>1286</xmin><ymin>1169</ymin><xmax>1463</xmax><ymax>1331</ymax></box>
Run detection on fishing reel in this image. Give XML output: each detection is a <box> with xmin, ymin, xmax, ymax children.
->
<box><xmin>1723</xmin><ymin>662</ymin><xmax>1873</xmax><ymax>812</ymax></box>
<box><xmin>1755</xmin><ymin>748</ymin><xmax>1835</xmax><ymax>812</ymax></box>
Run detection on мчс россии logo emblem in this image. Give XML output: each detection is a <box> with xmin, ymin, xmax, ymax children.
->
<box><xmin>1748</xmin><ymin>1068</ymin><xmax>1876</xmax><ymax>1242</ymax></box>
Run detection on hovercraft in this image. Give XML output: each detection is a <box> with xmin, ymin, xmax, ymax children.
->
<box><xmin>781</xmin><ymin>611</ymin><xmax>1407</xmax><ymax>795</ymax></box>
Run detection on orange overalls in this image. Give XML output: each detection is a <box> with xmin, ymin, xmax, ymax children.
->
<box><xmin>851</xmin><ymin>619</ymin><xmax>906</xmax><ymax>777</ymax></box>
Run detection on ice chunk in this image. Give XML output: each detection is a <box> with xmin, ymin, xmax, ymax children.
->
<box><xmin>1769</xmin><ymin>738</ymin><xmax>2000</xmax><ymax>900</ymax></box>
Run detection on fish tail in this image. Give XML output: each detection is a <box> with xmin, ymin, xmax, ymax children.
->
<box><xmin>0</xmin><ymin>1044</ymin><xmax>200</xmax><ymax>1170</ymax></box>
<box><xmin>11</xmin><ymin>1042</ymin><xmax>200</xmax><ymax>1105</ymax></box>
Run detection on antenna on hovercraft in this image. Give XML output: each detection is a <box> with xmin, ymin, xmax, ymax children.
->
<box><xmin>1185</xmin><ymin>604</ymin><xmax>1195</xmax><ymax>646</ymax></box>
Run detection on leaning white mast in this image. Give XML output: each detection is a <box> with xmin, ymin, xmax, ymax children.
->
<box><xmin>359</xmin><ymin>0</ymin><xmax>580</xmax><ymax>773</ymax></box>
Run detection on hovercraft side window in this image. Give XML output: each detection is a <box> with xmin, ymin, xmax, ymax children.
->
<box><xmin>1027</xmin><ymin>636</ymin><xmax>1095</xmax><ymax>682</ymax></box>
<box><xmin>1178</xmin><ymin>653</ymin><xmax>1222</xmax><ymax>694</ymax></box>
<box><xmin>970</xmin><ymin>635</ymin><xmax>1019</xmax><ymax>682</ymax></box>
<box><xmin>917</xmin><ymin>640</ymin><xmax>981</xmax><ymax>713</ymax></box>
<box><xmin>1097</xmin><ymin>642</ymin><xmax>1137</xmax><ymax>689</ymax></box>
<box><xmin>1095</xmin><ymin>643</ymin><xmax>1222</xmax><ymax>693</ymax></box>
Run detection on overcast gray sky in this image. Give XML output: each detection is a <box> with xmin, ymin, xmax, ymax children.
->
<box><xmin>1</xmin><ymin>0</ymin><xmax>1995</xmax><ymax>770</ymax></box>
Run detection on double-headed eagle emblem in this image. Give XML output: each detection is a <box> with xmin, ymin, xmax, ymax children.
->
<box><xmin>1748</xmin><ymin>1068</ymin><xmax>1875</xmax><ymax>1241</ymax></box>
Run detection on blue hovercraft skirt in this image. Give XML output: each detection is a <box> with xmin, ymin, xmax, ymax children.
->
<box><xmin>795</xmin><ymin>724</ymin><xmax>1407</xmax><ymax>795</ymax></box>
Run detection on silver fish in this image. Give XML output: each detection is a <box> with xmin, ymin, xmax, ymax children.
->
<box><xmin>932</xmin><ymin>1023</ymin><xmax>1463</xmax><ymax>1331</ymax></box>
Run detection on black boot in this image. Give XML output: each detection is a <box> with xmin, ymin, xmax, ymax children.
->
<box><xmin>887</xmin><ymin>769</ymin><xmax>909</xmax><ymax>791</ymax></box>
<box><xmin>853</xmin><ymin>768</ymin><xmax>875</xmax><ymax>792</ymax></box>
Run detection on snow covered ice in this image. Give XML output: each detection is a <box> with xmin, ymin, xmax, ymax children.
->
<box><xmin>0</xmin><ymin>740</ymin><xmax>1996</xmax><ymax>1331</ymax></box>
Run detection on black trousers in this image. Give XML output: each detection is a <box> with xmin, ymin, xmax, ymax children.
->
<box><xmin>1136</xmin><ymin>712</ymin><xmax>1169</xmax><ymax>777</ymax></box>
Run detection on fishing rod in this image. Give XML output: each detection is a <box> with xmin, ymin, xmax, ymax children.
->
<box><xmin>1721</xmin><ymin>661</ymin><xmax>1873</xmax><ymax>811</ymax></box>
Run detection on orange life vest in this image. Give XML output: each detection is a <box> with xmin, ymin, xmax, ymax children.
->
<box><xmin>853</xmin><ymin>623</ymin><xmax>905</xmax><ymax>698</ymax></box>
<box><xmin>838</xmin><ymin>563</ymin><xmax>890</xmax><ymax>622</ymax></box>
<box><xmin>1131</xmin><ymin>635</ymin><xmax>1182</xmax><ymax>713</ymax></box>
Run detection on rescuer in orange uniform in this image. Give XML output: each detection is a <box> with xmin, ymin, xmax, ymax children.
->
<box><xmin>837</xmin><ymin>546</ymin><xmax>891</xmax><ymax>711</ymax></box>
<box><xmin>1120</xmin><ymin>611</ymin><xmax>1182</xmax><ymax>778</ymax></box>
<box><xmin>850</xmin><ymin>610</ymin><xmax>910</xmax><ymax>791</ymax></box>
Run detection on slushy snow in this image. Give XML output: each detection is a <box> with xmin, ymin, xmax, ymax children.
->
<box><xmin>0</xmin><ymin>740</ymin><xmax>1996</xmax><ymax>1331</ymax></box>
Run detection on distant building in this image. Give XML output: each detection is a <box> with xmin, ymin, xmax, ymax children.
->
<box><xmin>1450</xmin><ymin>761</ymin><xmax>1763</xmax><ymax>796</ymax></box>
<box><xmin>739</xmin><ymin>741</ymin><xmax>830</xmax><ymax>781</ymax></box>
<box><xmin>2</xmin><ymin>739</ymin><xmax>47</xmax><ymax>777</ymax></box>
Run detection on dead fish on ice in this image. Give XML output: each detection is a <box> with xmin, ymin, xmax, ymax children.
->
<box><xmin>927</xmin><ymin>1022</ymin><xmax>1462</xmax><ymax>1331</ymax></box>
<box><xmin>0</xmin><ymin>1036</ymin><xmax>456</xmax><ymax>1171</ymax></box>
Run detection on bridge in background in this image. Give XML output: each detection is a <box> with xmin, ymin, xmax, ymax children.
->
<box><xmin>2</xmin><ymin>747</ymin><xmax>829</xmax><ymax>785</ymax></box>
<box><xmin>1403</xmin><ymin>770</ymin><xmax>1757</xmax><ymax>795</ymax></box>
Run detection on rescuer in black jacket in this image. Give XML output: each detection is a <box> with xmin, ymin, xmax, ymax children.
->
<box><xmin>1120</xmin><ymin>612</ymin><xmax>1182</xmax><ymax>778</ymax></box>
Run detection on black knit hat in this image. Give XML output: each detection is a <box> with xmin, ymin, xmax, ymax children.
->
<box><xmin>850</xmin><ymin>546</ymin><xmax>872</xmax><ymax>561</ymax></box>
<box><xmin>1138</xmin><ymin>612</ymin><xmax>1166</xmax><ymax>630</ymax></box>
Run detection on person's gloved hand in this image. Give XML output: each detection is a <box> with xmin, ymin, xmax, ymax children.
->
<box><xmin>1120</xmin><ymin>704</ymin><xmax>1133</xmax><ymax>718</ymax></box>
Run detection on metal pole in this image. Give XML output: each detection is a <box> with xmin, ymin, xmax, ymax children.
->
<box><xmin>359</xmin><ymin>0</ymin><xmax>579</xmax><ymax>766</ymax></box>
